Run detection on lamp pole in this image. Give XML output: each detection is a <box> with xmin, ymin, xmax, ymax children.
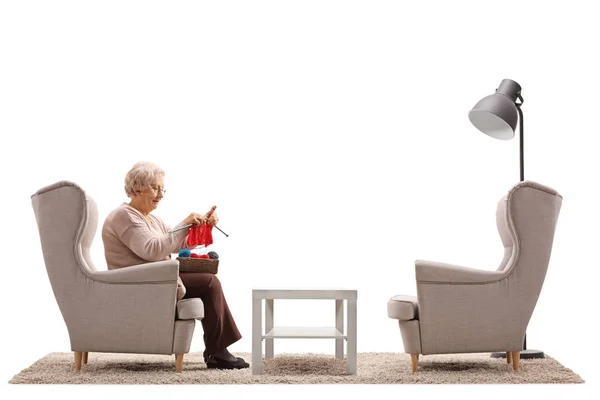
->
<box><xmin>497</xmin><ymin>94</ymin><xmax>544</xmax><ymax>359</ymax></box>
<box><xmin>517</xmin><ymin>95</ymin><xmax>524</xmax><ymax>182</ymax></box>
<box><xmin>517</xmin><ymin>97</ymin><xmax>544</xmax><ymax>359</ymax></box>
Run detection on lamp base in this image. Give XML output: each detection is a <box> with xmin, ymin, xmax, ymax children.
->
<box><xmin>490</xmin><ymin>350</ymin><xmax>545</xmax><ymax>359</ymax></box>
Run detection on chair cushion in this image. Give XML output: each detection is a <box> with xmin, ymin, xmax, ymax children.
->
<box><xmin>387</xmin><ymin>295</ymin><xmax>419</xmax><ymax>321</ymax></box>
<box><xmin>177</xmin><ymin>298</ymin><xmax>205</xmax><ymax>320</ymax></box>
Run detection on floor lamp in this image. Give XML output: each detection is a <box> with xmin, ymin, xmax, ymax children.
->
<box><xmin>468</xmin><ymin>78</ymin><xmax>544</xmax><ymax>359</ymax></box>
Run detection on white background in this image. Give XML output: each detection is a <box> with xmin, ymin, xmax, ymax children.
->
<box><xmin>1</xmin><ymin>0</ymin><xmax>598</xmax><ymax>398</ymax></box>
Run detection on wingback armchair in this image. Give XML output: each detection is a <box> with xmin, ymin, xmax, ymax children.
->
<box><xmin>387</xmin><ymin>181</ymin><xmax>562</xmax><ymax>372</ymax></box>
<box><xmin>31</xmin><ymin>181</ymin><xmax>204</xmax><ymax>372</ymax></box>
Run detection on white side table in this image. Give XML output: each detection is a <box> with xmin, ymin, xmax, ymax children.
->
<box><xmin>251</xmin><ymin>288</ymin><xmax>357</xmax><ymax>375</ymax></box>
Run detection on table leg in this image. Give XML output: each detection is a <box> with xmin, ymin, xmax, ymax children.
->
<box><xmin>265</xmin><ymin>299</ymin><xmax>274</xmax><ymax>358</ymax></box>
<box><xmin>347</xmin><ymin>299</ymin><xmax>357</xmax><ymax>374</ymax></box>
<box><xmin>252</xmin><ymin>298</ymin><xmax>263</xmax><ymax>374</ymax></box>
<box><xmin>335</xmin><ymin>299</ymin><xmax>344</xmax><ymax>359</ymax></box>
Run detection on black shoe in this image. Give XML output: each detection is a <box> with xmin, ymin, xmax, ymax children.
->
<box><xmin>205</xmin><ymin>354</ymin><xmax>249</xmax><ymax>370</ymax></box>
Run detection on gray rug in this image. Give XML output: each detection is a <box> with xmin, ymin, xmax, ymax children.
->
<box><xmin>9</xmin><ymin>352</ymin><xmax>584</xmax><ymax>384</ymax></box>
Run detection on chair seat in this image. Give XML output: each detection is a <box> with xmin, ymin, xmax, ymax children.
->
<box><xmin>387</xmin><ymin>295</ymin><xmax>418</xmax><ymax>321</ymax></box>
<box><xmin>177</xmin><ymin>298</ymin><xmax>205</xmax><ymax>320</ymax></box>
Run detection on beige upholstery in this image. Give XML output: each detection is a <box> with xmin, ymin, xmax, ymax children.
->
<box><xmin>387</xmin><ymin>295</ymin><xmax>418</xmax><ymax>320</ymax></box>
<box><xmin>177</xmin><ymin>298</ymin><xmax>205</xmax><ymax>320</ymax></box>
<box><xmin>31</xmin><ymin>181</ymin><xmax>204</xmax><ymax>372</ymax></box>
<box><xmin>388</xmin><ymin>181</ymin><xmax>562</xmax><ymax>371</ymax></box>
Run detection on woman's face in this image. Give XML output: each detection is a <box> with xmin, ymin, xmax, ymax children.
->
<box><xmin>135</xmin><ymin>178</ymin><xmax>165</xmax><ymax>212</ymax></box>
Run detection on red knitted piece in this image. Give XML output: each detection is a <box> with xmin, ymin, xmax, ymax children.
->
<box><xmin>187</xmin><ymin>224</ymin><xmax>214</xmax><ymax>247</ymax></box>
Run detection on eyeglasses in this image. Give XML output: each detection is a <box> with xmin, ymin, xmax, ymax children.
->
<box><xmin>149</xmin><ymin>186</ymin><xmax>167</xmax><ymax>195</ymax></box>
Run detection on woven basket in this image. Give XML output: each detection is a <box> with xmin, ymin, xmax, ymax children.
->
<box><xmin>177</xmin><ymin>257</ymin><xmax>219</xmax><ymax>274</ymax></box>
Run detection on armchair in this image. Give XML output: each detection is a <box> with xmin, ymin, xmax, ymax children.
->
<box><xmin>31</xmin><ymin>181</ymin><xmax>204</xmax><ymax>372</ymax></box>
<box><xmin>387</xmin><ymin>181</ymin><xmax>562</xmax><ymax>372</ymax></box>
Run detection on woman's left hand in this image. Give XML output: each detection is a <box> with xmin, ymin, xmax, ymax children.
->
<box><xmin>205</xmin><ymin>210</ymin><xmax>219</xmax><ymax>226</ymax></box>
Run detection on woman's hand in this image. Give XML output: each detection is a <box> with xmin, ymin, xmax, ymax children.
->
<box><xmin>183</xmin><ymin>212</ymin><xmax>206</xmax><ymax>226</ymax></box>
<box><xmin>205</xmin><ymin>210</ymin><xmax>219</xmax><ymax>226</ymax></box>
<box><xmin>177</xmin><ymin>276</ymin><xmax>186</xmax><ymax>300</ymax></box>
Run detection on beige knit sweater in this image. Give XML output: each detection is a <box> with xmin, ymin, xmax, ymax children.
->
<box><xmin>102</xmin><ymin>203</ymin><xmax>193</xmax><ymax>300</ymax></box>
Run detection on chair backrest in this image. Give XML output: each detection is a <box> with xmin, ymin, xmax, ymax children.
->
<box><xmin>495</xmin><ymin>181</ymin><xmax>562</xmax><ymax>321</ymax></box>
<box><xmin>31</xmin><ymin>181</ymin><xmax>99</xmax><ymax>326</ymax></box>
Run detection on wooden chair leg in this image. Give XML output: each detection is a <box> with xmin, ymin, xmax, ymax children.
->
<box><xmin>82</xmin><ymin>352</ymin><xmax>89</xmax><ymax>365</ymax></box>
<box><xmin>175</xmin><ymin>354</ymin><xmax>184</xmax><ymax>373</ymax></box>
<box><xmin>410</xmin><ymin>354</ymin><xmax>419</xmax><ymax>373</ymax></box>
<box><xmin>511</xmin><ymin>351</ymin><xmax>520</xmax><ymax>371</ymax></box>
<box><xmin>506</xmin><ymin>351</ymin><xmax>512</xmax><ymax>364</ymax></box>
<box><xmin>74</xmin><ymin>352</ymin><xmax>83</xmax><ymax>371</ymax></box>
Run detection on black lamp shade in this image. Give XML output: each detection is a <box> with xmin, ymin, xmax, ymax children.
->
<box><xmin>468</xmin><ymin>79</ymin><xmax>521</xmax><ymax>140</ymax></box>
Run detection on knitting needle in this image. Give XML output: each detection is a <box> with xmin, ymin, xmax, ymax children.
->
<box><xmin>214</xmin><ymin>225</ymin><xmax>229</xmax><ymax>237</ymax></box>
<box><xmin>198</xmin><ymin>205</ymin><xmax>229</xmax><ymax>236</ymax></box>
<box><xmin>169</xmin><ymin>224</ymin><xmax>193</xmax><ymax>234</ymax></box>
<box><xmin>169</xmin><ymin>223</ymin><xmax>229</xmax><ymax>237</ymax></box>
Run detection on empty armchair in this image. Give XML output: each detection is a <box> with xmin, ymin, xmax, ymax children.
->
<box><xmin>387</xmin><ymin>181</ymin><xmax>562</xmax><ymax>372</ymax></box>
<box><xmin>31</xmin><ymin>181</ymin><xmax>204</xmax><ymax>372</ymax></box>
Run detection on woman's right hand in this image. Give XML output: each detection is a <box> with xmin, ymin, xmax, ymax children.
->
<box><xmin>183</xmin><ymin>212</ymin><xmax>206</xmax><ymax>226</ymax></box>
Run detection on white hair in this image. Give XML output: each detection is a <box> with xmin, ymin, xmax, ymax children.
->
<box><xmin>124</xmin><ymin>161</ymin><xmax>165</xmax><ymax>198</ymax></box>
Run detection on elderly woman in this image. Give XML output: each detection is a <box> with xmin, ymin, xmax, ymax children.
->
<box><xmin>101</xmin><ymin>161</ymin><xmax>248</xmax><ymax>369</ymax></box>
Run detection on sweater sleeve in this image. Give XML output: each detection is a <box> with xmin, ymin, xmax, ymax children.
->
<box><xmin>116</xmin><ymin>208</ymin><xmax>189</xmax><ymax>262</ymax></box>
<box><xmin>157</xmin><ymin>218</ymin><xmax>196</xmax><ymax>251</ymax></box>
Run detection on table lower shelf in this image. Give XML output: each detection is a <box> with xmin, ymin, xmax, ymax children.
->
<box><xmin>263</xmin><ymin>327</ymin><xmax>345</xmax><ymax>339</ymax></box>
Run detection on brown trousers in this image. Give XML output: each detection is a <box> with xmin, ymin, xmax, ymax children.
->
<box><xmin>179</xmin><ymin>272</ymin><xmax>242</xmax><ymax>354</ymax></box>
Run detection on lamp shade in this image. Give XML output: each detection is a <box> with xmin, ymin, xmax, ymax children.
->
<box><xmin>468</xmin><ymin>79</ymin><xmax>521</xmax><ymax>140</ymax></box>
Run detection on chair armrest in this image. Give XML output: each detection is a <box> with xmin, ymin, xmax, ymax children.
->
<box><xmin>73</xmin><ymin>263</ymin><xmax>180</xmax><ymax>353</ymax></box>
<box><xmin>90</xmin><ymin>259</ymin><xmax>179</xmax><ymax>284</ymax></box>
<box><xmin>415</xmin><ymin>260</ymin><xmax>504</xmax><ymax>284</ymax></box>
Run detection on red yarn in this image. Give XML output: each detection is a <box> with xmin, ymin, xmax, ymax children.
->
<box><xmin>187</xmin><ymin>224</ymin><xmax>214</xmax><ymax>247</ymax></box>
<box><xmin>189</xmin><ymin>253</ymin><xmax>209</xmax><ymax>259</ymax></box>
<box><xmin>186</xmin><ymin>206</ymin><xmax>216</xmax><ymax>247</ymax></box>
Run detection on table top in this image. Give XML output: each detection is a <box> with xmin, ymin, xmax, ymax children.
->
<box><xmin>252</xmin><ymin>288</ymin><xmax>357</xmax><ymax>300</ymax></box>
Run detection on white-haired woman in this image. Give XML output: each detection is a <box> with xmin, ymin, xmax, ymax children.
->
<box><xmin>101</xmin><ymin>161</ymin><xmax>248</xmax><ymax>369</ymax></box>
